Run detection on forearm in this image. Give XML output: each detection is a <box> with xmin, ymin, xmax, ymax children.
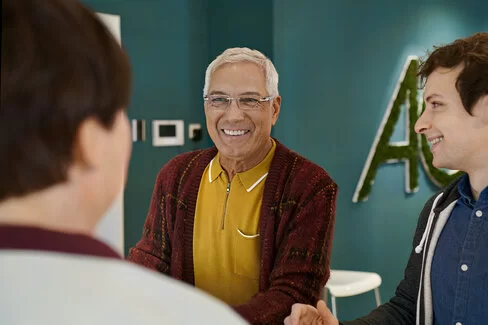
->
<box><xmin>127</xmin><ymin>240</ymin><xmax>170</xmax><ymax>274</ymax></box>
<box><xmin>340</xmin><ymin>296</ymin><xmax>416</xmax><ymax>325</ymax></box>
<box><xmin>234</xmin><ymin>284</ymin><xmax>314</xmax><ymax>325</ymax></box>
<box><xmin>127</xmin><ymin>172</ymin><xmax>171</xmax><ymax>274</ymax></box>
<box><xmin>340</xmin><ymin>199</ymin><xmax>431</xmax><ymax>325</ymax></box>
<box><xmin>238</xmin><ymin>182</ymin><xmax>337</xmax><ymax>324</ymax></box>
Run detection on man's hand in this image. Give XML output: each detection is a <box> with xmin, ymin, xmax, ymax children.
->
<box><xmin>284</xmin><ymin>300</ymin><xmax>339</xmax><ymax>325</ymax></box>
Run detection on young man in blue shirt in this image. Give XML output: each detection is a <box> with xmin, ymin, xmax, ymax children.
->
<box><xmin>285</xmin><ymin>32</ymin><xmax>488</xmax><ymax>325</ymax></box>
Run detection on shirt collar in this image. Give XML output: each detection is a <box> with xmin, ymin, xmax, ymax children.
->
<box><xmin>208</xmin><ymin>139</ymin><xmax>276</xmax><ymax>192</ymax></box>
<box><xmin>480</xmin><ymin>187</ymin><xmax>488</xmax><ymax>205</ymax></box>
<box><xmin>208</xmin><ymin>154</ymin><xmax>225</xmax><ymax>183</ymax></box>
<box><xmin>457</xmin><ymin>174</ymin><xmax>477</xmax><ymax>208</ymax></box>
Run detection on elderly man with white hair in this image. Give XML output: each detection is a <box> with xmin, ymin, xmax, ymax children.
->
<box><xmin>129</xmin><ymin>48</ymin><xmax>338</xmax><ymax>324</ymax></box>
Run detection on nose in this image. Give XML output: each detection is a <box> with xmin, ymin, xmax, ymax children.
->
<box><xmin>415</xmin><ymin>109</ymin><xmax>431</xmax><ymax>134</ymax></box>
<box><xmin>224</xmin><ymin>99</ymin><xmax>245</xmax><ymax>120</ymax></box>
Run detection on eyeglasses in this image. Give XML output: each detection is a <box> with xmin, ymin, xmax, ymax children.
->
<box><xmin>204</xmin><ymin>95</ymin><xmax>273</xmax><ymax>111</ymax></box>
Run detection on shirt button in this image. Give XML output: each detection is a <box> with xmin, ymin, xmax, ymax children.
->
<box><xmin>475</xmin><ymin>210</ymin><xmax>483</xmax><ymax>217</ymax></box>
<box><xmin>461</xmin><ymin>264</ymin><xmax>468</xmax><ymax>272</ymax></box>
<box><xmin>456</xmin><ymin>322</ymin><xmax>462</xmax><ymax>325</ymax></box>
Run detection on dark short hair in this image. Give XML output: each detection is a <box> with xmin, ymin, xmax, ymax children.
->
<box><xmin>418</xmin><ymin>32</ymin><xmax>488</xmax><ymax>114</ymax></box>
<box><xmin>1</xmin><ymin>0</ymin><xmax>131</xmax><ymax>201</ymax></box>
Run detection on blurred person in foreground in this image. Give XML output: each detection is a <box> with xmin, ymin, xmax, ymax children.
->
<box><xmin>0</xmin><ymin>1</ymin><xmax>246</xmax><ymax>324</ymax></box>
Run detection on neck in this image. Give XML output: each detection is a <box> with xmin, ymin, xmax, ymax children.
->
<box><xmin>220</xmin><ymin>138</ymin><xmax>273</xmax><ymax>182</ymax></box>
<box><xmin>0</xmin><ymin>183</ymin><xmax>97</xmax><ymax>235</ymax></box>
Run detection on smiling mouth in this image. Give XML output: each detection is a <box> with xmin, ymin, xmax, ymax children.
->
<box><xmin>222</xmin><ymin>129</ymin><xmax>250</xmax><ymax>136</ymax></box>
<box><xmin>428</xmin><ymin>136</ymin><xmax>444</xmax><ymax>146</ymax></box>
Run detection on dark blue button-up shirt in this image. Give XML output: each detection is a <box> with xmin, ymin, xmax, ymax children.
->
<box><xmin>432</xmin><ymin>174</ymin><xmax>488</xmax><ymax>325</ymax></box>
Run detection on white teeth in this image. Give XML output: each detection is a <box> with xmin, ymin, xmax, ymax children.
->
<box><xmin>223</xmin><ymin>129</ymin><xmax>247</xmax><ymax>136</ymax></box>
<box><xmin>429</xmin><ymin>136</ymin><xmax>444</xmax><ymax>145</ymax></box>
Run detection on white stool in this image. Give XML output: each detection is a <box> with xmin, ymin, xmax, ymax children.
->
<box><xmin>324</xmin><ymin>270</ymin><xmax>382</xmax><ymax>317</ymax></box>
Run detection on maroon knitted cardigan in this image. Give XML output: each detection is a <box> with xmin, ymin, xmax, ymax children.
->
<box><xmin>128</xmin><ymin>140</ymin><xmax>337</xmax><ymax>324</ymax></box>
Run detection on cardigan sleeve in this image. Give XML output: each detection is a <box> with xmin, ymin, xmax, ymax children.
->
<box><xmin>234</xmin><ymin>171</ymin><xmax>338</xmax><ymax>324</ymax></box>
<box><xmin>340</xmin><ymin>193</ymin><xmax>437</xmax><ymax>325</ymax></box>
<box><xmin>127</xmin><ymin>170</ymin><xmax>171</xmax><ymax>275</ymax></box>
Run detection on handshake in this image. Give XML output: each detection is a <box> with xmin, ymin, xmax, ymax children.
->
<box><xmin>284</xmin><ymin>300</ymin><xmax>339</xmax><ymax>325</ymax></box>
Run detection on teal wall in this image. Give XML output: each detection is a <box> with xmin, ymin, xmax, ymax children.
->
<box><xmin>273</xmin><ymin>0</ymin><xmax>487</xmax><ymax>320</ymax></box>
<box><xmin>84</xmin><ymin>0</ymin><xmax>487</xmax><ymax>320</ymax></box>
<box><xmin>208</xmin><ymin>0</ymin><xmax>273</xmax><ymax>60</ymax></box>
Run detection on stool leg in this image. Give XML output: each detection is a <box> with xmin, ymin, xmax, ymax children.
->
<box><xmin>331</xmin><ymin>295</ymin><xmax>337</xmax><ymax>317</ymax></box>
<box><xmin>374</xmin><ymin>287</ymin><xmax>381</xmax><ymax>306</ymax></box>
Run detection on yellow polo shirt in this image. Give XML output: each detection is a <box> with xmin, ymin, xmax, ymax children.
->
<box><xmin>193</xmin><ymin>140</ymin><xmax>276</xmax><ymax>305</ymax></box>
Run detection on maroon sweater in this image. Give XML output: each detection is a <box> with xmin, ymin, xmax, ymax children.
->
<box><xmin>128</xmin><ymin>140</ymin><xmax>338</xmax><ymax>324</ymax></box>
<box><xmin>0</xmin><ymin>225</ymin><xmax>121</xmax><ymax>258</ymax></box>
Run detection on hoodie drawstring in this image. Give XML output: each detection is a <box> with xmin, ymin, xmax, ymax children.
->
<box><xmin>415</xmin><ymin>193</ymin><xmax>444</xmax><ymax>254</ymax></box>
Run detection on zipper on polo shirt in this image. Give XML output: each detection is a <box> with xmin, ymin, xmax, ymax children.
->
<box><xmin>221</xmin><ymin>182</ymin><xmax>231</xmax><ymax>230</ymax></box>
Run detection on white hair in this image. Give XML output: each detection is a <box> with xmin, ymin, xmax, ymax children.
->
<box><xmin>203</xmin><ymin>47</ymin><xmax>279</xmax><ymax>97</ymax></box>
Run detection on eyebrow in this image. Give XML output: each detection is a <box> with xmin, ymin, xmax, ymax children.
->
<box><xmin>424</xmin><ymin>93</ymin><xmax>443</xmax><ymax>102</ymax></box>
<box><xmin>238</xmin><ymin>91</ymin><xmax>263</xmax><ymax>97</ymax></box>
<box><xmin>207</xmin><ymin>91</ymin><xmax>264</xmax><ymax>97</ymax></box>
<box><xmin>208</xmin><ymin>91</ymin><xmax>229</xmax><ymax>96</ymax></box>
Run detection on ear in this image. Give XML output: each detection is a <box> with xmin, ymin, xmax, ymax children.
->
<box><xmin>72</xmin><ymin>117</ymin><xmax>108</xmax><ymax>171</ymax></box>
<box><xmin>271</xmin><ymin>95</ymin><xmax>281</xmax><ymax>126</ymax></box>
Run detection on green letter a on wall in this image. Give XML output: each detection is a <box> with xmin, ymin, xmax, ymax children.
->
<box><xmin>353</xmin><ymin>56</ymin><xmax>463</xmax><ymax>203</ymax></box>
<box><xmin>352</xmin><ymin>56</ymin><xmax>420</xmax><ymax>202</ymax></box>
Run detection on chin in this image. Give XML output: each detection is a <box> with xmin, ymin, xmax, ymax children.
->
<box><xmin>221</xmin><ymin>149</ymin><xmax>246</xmax><ymax>160</ymax></box>
<box><xmin>431</xmin><ymin>155</ymin><xmax>445</xmax><ymax>169</ymax></box>
<box><xmin>433</xmin><ymin>159</ymin><xmax>457</xmax><ymax>171</ymax></box>
<box><xmin>218</xmin><ymin>143</ymin><xmax>246</xmax><ymax>156</ymax></box>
